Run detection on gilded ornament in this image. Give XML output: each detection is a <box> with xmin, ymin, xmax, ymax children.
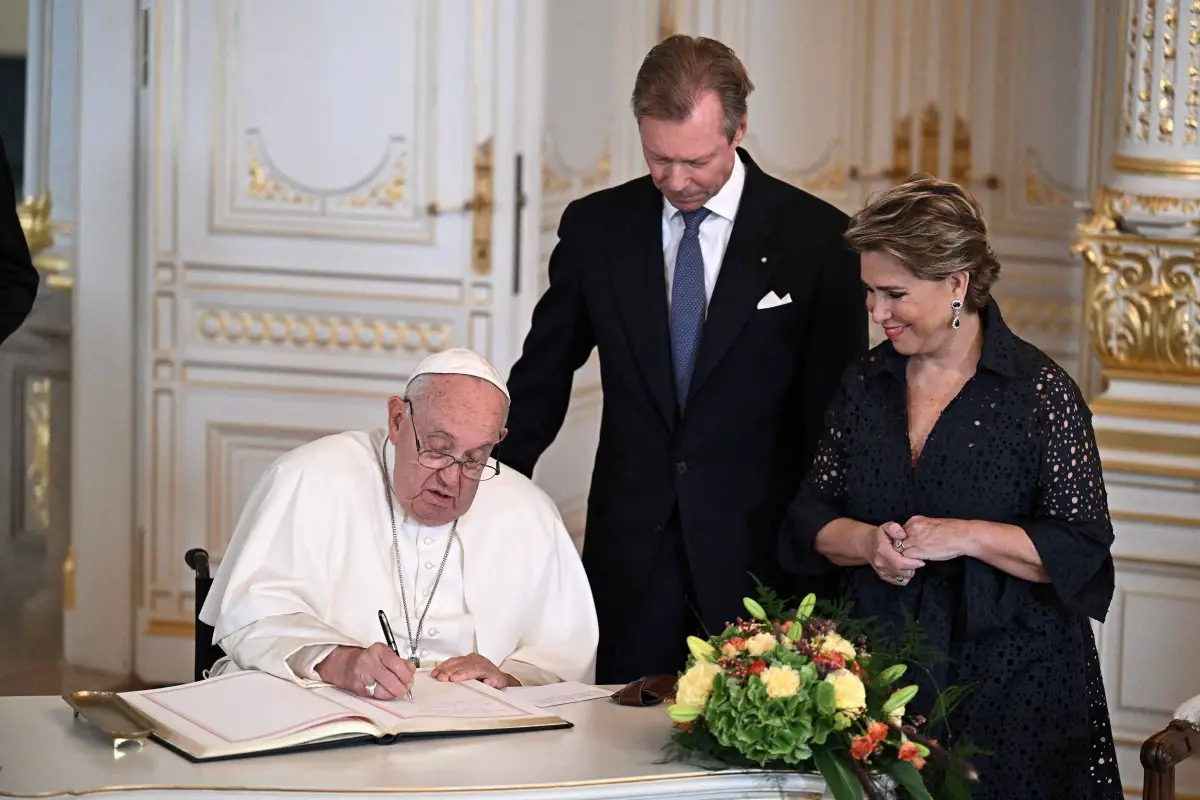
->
<box><xmin>195</xmin><ymin>309</ymin><xmax>452</xmax><ymax>355</ymax></box>
<box><xmin>25</xmin><ymin>376</ymin><xmax>52</xmax><ymax>531</ymax></box>
<box><xmin>1079</xmin><ymin>236</ymin><xmax>1200</xmax><ymax>375</ymax></box>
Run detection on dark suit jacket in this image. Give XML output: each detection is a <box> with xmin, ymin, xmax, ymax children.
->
<box><xmin>0</xmin><ymin>138</ymin><xmax>38</xmax><ymax>346</ymax></box>
<box><xmin>500</xmin><ymin>148</ymin><xmax>867</xmax><ymax>640</ymax></box>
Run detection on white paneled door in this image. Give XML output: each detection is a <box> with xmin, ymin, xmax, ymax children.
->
<box><xmin>133</xmin><ymin>0</ymin><xmax>538</xmax><ymax>684</ymax></box>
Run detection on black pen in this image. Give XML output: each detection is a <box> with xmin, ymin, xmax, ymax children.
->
<box><xmin>377</xmin><ymin>609</ymin><xmax>413</xmax><ymax>701</ymax></box>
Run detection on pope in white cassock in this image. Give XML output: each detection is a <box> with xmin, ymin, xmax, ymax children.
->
<box><xmin>198</xmin><ymin>349</ymin><xmax>599</xmax><ymax>700</ymax></box>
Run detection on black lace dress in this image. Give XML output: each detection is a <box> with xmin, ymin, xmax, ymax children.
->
<box><xmin>780</xmin><ymin>302</ymin><xmax>1122</xmax><ymax>800</ymax></box>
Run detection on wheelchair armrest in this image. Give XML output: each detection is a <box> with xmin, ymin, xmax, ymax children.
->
<box><xmin>185</xmin><ymin>548</ymin><xmax>211</xmax><ymax>580</ymax></box>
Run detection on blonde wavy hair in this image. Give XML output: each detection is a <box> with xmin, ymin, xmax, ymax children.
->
<box><xmin>843</xmin><ymin>174</ymin><xmax>1000</xmax><ymax>311</ymax></box>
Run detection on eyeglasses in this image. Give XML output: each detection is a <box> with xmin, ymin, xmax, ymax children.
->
<box><xmin>404</xmin><ymin>399</ymin><xmax>500</xmax><ymax>481</ymax></box>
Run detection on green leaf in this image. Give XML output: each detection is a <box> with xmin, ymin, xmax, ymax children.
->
<box><xmin>743</xmin><ymin>597</ymin><xmax>768</xmax><ymax>621</ymax></box>
<box><xmin>816</xmin><ymin>679</ymin><xmax>838</xmax><ymax>716</ymax></box>
<box><xmin>687</xmin><ymin>635</ymin><xmax>717</xmax><ymax>662</ymax></box>
<box><xmin>882</xmin><ymin>684</ymin><xmax>919</xmax><ymax>714</ymax></box>
<box><xmin>812</xmin><ymin>746</ymin><xmax>864</xmax><ymax>800</ymax></box>
<box><xmin>666</xmin><ymin>703</ymin><xmax>702</xmax><ymax>723</ymax></box>
<box><xmin>875</xmin><ymin>663</ymin><xmax>907</xmax><ymax>687</ymax></box>
<box><xmin>787</xmin><ymin>621</ymin><xmax>804</xmax><ymax>642</ymax></box>
<box><xmin>888</xmin><ymin>760</ymin><xmax>933</xmax><ymax>800</ymax></box>
<box><xmin>796</xmin><ymin>593</ymin><xmax>817</xmax><ymax>622</ymax></box>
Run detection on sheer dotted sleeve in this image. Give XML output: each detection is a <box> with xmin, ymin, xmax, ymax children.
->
<box><xmin>779</xmin><ymin>376</ymin><xmax>854</xmax><ymax>577</ymax></box>
<box><xmin>1022</xmin><ymin>365</ymin><xmax>1116</xmax><ymax>621</ymax></box>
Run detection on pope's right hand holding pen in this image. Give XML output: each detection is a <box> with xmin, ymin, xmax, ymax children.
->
<box><xmin>311</xmin><ymin>609</ymin><xmax>415</xmax><ymax>701</ymax></box>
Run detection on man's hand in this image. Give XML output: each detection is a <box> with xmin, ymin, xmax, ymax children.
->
<box><xmin>430</xmin><ymin>653</ymin><xmax>518</xmax><ymax>688</ymax></box>
<box><xmin>314</xmin><ymin>644</ymin><xmax>414</xmax><ymax>700</ymax></box>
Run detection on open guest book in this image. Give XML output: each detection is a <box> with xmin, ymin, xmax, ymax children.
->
<box><xmin>69</xmin><ymin>669</ymin><xmax>571</xmax><ymax>762</ymax></box>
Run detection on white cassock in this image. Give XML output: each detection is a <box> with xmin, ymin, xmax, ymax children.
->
<box><xmin>198</xmin><ymin>428</ymin><xmax>599</xmax><ymax>687</ymax></box>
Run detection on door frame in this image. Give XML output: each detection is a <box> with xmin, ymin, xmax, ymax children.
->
<box><xmin>63</xmin><ymin>0</ymin><xmax>138</xmax><ymax>677</ymax></box>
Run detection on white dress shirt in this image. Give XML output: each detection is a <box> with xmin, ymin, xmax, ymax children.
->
<box><xmin>662</xmin><ymin>152</ymin><xmax>746</xmax><ymax>310</ymax></box>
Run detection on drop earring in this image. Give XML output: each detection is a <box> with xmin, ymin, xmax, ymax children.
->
<box><xmin>951</xmin><ymin>298</ymin><xmax>963</xmax><ymax>330</ymax></box>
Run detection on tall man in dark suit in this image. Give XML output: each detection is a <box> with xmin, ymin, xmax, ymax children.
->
<box><xmin>500</xmin><ymin>35</ymin><xmax>868</xmax><ymax>683</ymax></box>
<box><xmin>0</xmin><ymin>138</ymin><xmax>39</xmax><ymax>346</ymax></box>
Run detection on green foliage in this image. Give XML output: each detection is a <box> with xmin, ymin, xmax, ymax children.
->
<box><xmin>888</xmin><ymin>761</ymin><xmax>933</xmax><ymax>800</ymax></box>
<box><xmin>749</xmin><ymin>573</ymin><xmax>792</xmax><ymax>621</ymax></box>
<box><xmin>660</xmin><ymin>584</ymin><xmax>979</xmax><ymax>800</ymax></box>
<box><xmin>704</xmin><ymin>672</ymin><xmax>816</xmax><ymax>766</ymax></box>
<box><xmin>813</xmin><ymin>745</ymin><xmax>864</xmax><ymax>800</ymax></box>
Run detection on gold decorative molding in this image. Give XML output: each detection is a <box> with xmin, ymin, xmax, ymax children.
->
<box><xmin>1087</xmin><ymin>185</ymin><xmax>1200</xmax><ymax>228</ymax></box>
<box><xmin>1187</xmin><ymin>0</ymin><xmax>1200</xmax><ymax>142</ymax></box>
<box><xmin>658</xmin><ymin>0</ymin><xmax>679</xmax><ymax>40</ymax></box>
<box><xmin>471</xmin><ymin>138</ymin><xmax>494</xmax><ymax>276</ymax></box>
<box><xmin>16</xmin><ymin>189</ymin><xmax>73</xmax><ymax>289</ymax></box>
<box><xmin>1075</xmin><ymin>232</ymin><xmax>1200</xmax><ymax>378</ymax></box>
<box><xmin>997</xmin><ymin>296</ymin><xmax>1079</xmax><ymax>336</ymax></box>
<box><xmin>1096</xmin><ymin>427</ymin><xmax>1200</xmax><ymax>457</ymax></box>
<box><xmin>25</xmin><ymin>376</ymin><xmax>52</xmax><ymax>530</ymax></box>
<box><xmin>1113</xmin><ymin>153</ymin><xmax>1200</xmax><ymax>178</ymax></box>
<box><xmin>62</xmin><ymin>542</ymin><xmax>75</xmax><ymax>610</ymax></box>
<box><xmin>244</xmin><ymin>131</ymin><xmax>410</xmax><ymax>212</ymax></box>
<box><xmin>1159</xmin><ymin>0</ymin><xmax>1179</xmax><ymax>142</ymax></box>
<box><xmin>1091</xmin><ymin>395</ymin><xmax>1200</xmax><ymax>425</ymax></box>
<box><xmin>1025</xmin><ymin>151</ymin><xmax>1076</xmax><ymax>207</ymax></box>
<box><xmin>1138</xmin><ymin>0</ymin><xmax>1157</xmax><ymax>141</ymax></box>
<box><xmin>195</xmin><ymin>309</ymin><xmax>452</xmax><ymax>354</ymax></box>
<box><xmin>542</xmin><ymin>139</ymin><xmax>612</xmax><ymax>198</ymax></box>
<box><xmin>146</xmin><ymin>618</ymin><xmax>195</xmax><ymax>637</ymax></box>
<box><xmin>848</xmin><ymin>104</ymin><xmax>1000</xmax><ymax>190</ymax></box>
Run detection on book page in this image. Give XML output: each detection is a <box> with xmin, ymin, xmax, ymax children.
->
<box><xmin>313</xmin><ymin>671</ymin><xmax>544</xmax><ymax>726</ymax></box>
<box><xmin>119</xmin><ymin>671</ymin><xmax>373</xmax><ymax>750</ymax></box>
<box><xmin>503</xmin><ymin>681</ymin><xmax>612</xmax><ymax>708</ymax></box>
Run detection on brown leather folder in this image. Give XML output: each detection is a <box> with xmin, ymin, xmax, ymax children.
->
<box><xmin>611</xmin><ymin>674</ymin><xmax>678</xmax><ymax>706</ymax></box>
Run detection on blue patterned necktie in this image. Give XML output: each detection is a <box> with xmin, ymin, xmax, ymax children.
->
<box><xmin>670</xmin><ymin>207</ymin><xmax>710</xmax><ymax>410</ymax></box>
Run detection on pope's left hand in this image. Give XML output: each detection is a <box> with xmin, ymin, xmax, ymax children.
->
<box><xmin>897</xmin><ymin>515</ymin><xmax>967</xmax><ymax>562</ymax></box>
<box><xmin>430</xmin><ymin>654</ymin><xmax>518</xmax><ymax>689</ymax></box>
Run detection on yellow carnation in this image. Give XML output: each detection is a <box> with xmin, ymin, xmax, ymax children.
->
<box><xmin>746</xmin><ymin>632</ymin><xmax>777</xmax><ymax>657</ymax></box>
<box><xmin>818</xmin><ymin>631</ymin><xmax>857</xmax><ymax>661</ymax></box>
<box><xmin>761</xmin><ymin>665</ymin><xmax>801</xmax><ymax>699</ymax></box>
<box><xmin>824</xmin><ymin>668</ymin><xmax>866</xmax><ymax>711</ymax></box>
<box><xmin>676</xmin><ymin>660</ymin><xmax>721</xmax><ymax>710</ymax></box>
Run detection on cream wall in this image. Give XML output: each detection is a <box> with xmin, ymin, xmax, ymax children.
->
<box><xmin>0</xmin><ymin>0</ymin><xmax>27</xmax><ymax>55</ymax></box>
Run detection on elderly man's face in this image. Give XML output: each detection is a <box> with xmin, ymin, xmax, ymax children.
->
<box><xmin>386</xmin><ymin>375</ymin><xmax>507</xmax><ymax>526</ymax></box>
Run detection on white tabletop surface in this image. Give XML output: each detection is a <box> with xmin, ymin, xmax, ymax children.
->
<box><xmin>0</xmin><ymin>689</ymin><xmax>830</xmax><ymax>799</ymax></box>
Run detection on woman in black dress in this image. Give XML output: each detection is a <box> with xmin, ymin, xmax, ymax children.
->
<box><xmin>780</xmin><ymin>176</ymin><xmax>1121</xmax><ymax>799</ymax></box>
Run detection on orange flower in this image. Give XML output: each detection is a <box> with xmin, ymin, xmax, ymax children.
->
<box><xmin>912</xmin><ymin>757</ymin><xmax>926</xmax><ymax>770</ymax></box>
<box><xmin>866</xmin><ymin>720</ymin><xmax>889</xmax><ymax>743</ymax></box>
<box><xmin>898</xmin><ymin>741</ymin><xmax>922</xmax><ymax>763</ymax></box>
<box><xmin>850</xmin><ymin>734</ymin><xmax>876</xmax><ymax>761</ymax></box>
<box><xmin>781</xmin><ymin>620</ymin><xmax>793</xmax><ymax>633</ymax></box>
<box><xmin>748</xmin><ymin>659</ymin><xmax>766</xmax><ymax>676</ymax></box>
<box><xmin>813</xmin><ymin>651</ymin><xmax>846</xmax><ymax>671</ymax></box>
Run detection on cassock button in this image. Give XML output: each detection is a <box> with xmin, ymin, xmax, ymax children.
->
<box><xmin>424</xmin><ymin>537</ymin><xmax>434</xmax><ymax>545</ymax></box>
<box><xmin>676</xmin><ymin>461</ymin><xmax>687</xmax><ymax>474</ymax></box>
<box><xmin>429</xmin><ymin>628</ymin><xmax>439</xmax><ymax>637</ymax></box>
<box><xmin>425</xmin><ymin>561</ymin><xmax>434</xmax><ymax>569</ymax></box>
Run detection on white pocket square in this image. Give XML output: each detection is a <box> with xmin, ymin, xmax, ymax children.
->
<box><xmin>756</xmin><ymin>291</ymin><xmax>792</xmax><ymax>310</ymax></box>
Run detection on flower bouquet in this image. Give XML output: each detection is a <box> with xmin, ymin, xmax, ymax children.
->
<box><xmin>664</xmin><ymin>591</ymin><xmax>977</xmax><ymax>800</ymax></box>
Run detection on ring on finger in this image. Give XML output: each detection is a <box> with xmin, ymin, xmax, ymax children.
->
<box><xmin>892</xmin><ymin>539</ymin><xmax>905</xmax><ymax>552</ymax></box>
<box><xmin>365</xmin><ymin>681</ymin><xmax>378</xmax><ymax>697</ymax></box>
<box><xmin>894</xmin><ymin>575</ymin><xmax>907</xmax><ymax>584</ymax></box>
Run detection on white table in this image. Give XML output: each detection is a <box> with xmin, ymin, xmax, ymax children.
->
<box><xmin>0</xmin><ymin>691</ymin><xmax>830</xmax><ymax>799</ymax></box>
